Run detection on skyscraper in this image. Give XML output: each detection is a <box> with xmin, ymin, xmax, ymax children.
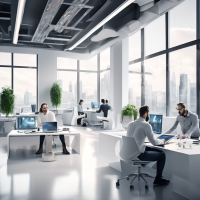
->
<box><xmin>190</xmin><ymin>83</ymin><xmax>196</xmax><ymax>113</ymax></box>
<box><xmin>179</xmin><ymin>74</ymin><xmax>188</xmax><ymax>104</ymax></box>
<box><xmin>24</xmin><ymin>89</ymin><xmax>29</xmax><ymax>105</ymax></box>
<box><xmin>170</xmin><ymin>72</ymin><xmax>177</xmax><ymax>116</ymax></box>
<box><xmin>69</xmin><ymin>81</ymin><xmax>72</xmax><ymax>93</ymax></box>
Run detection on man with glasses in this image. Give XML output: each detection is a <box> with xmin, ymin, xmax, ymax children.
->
<box><xmin>35</xmin><ymin>103</ymin><xmax>70</xmax><ymax>155</ymax></box>
<box><xmin>163</xmin><ymin>102</ymin><xmax>200</xmax><ymax>139</ymax></box>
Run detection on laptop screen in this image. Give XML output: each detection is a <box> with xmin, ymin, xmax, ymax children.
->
<box><xmin>42</xmin><ymin>122</ymin><xmax>57</xmax><ymax>132</ymax></box>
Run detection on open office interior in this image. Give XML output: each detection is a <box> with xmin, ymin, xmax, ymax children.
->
<box><xmin>0</xmin><ymin>0</ymin><xmax>200</xmax><ymax>200</ymax></box>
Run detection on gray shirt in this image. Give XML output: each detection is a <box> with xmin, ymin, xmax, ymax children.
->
<box><xmin>77</xmin><ymin>104</ymin><xmax>83</xmax><ymax>113</ymax></box>
<box><xmin>164</xmin><ymin>111</ymin><xmax>200</xmax><ymax>138</ymax></box>
<box><xmin>106</xmin><ymin>103</ymin><xmax>113</xmax><ymax>111</ymax></box>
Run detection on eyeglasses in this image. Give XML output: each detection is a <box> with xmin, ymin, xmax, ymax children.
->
<box><xmin>176</xmin><ymin>108</ymin><xmax>183</xmax><ymax>111</ymax></box>
<box><xmin>42</xmin><ymin>107</ymin><xmax>48</xmax><ymax>109</ymax></box>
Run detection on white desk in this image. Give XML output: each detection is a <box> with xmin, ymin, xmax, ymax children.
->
<box><xmin>84</xmin><ymin>109</ymin><xmax>103</xmax><ymax>125</ymax></box>
<box><xmin>8</xmin><ymin>130</ymin><xmax>80</xmax><ymax>161</ymax></box>
<box><xmin>99</xmin><ymin>131</ymin><xmax>200</xmax><ymax>200</ymax></box>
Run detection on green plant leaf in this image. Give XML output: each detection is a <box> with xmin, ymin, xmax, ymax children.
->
<box><xmin>120</xmin><ymin>104</ymin><xmax>138</xmax><ymax>123</ymax></box>
<box><xmin>0</xmin><ymin>86</ymin><xmax>15</xmax><ymax>117</ymax></box>
<box><xmin>50</xmin><ymin>82</ymin><xmax>62</xmax><ymax>110</ymax></box>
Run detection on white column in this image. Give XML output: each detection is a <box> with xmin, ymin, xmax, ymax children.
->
<box><xmin>110</xmin><ymin>38</ymin><xmax>129</xmax><ymax>129</ymax></box>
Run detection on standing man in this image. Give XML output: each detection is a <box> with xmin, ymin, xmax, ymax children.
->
<box><xmin>96</xmin><ymin>99</ymin><xmax>110</xmax><ymax>117</ymax></box>
<box><xmin>127</xmin><ymin>105</ymin><xmax>170</xmax><ymax>186</ymax></box>
<box><xmin>163</xmin><ymin>102</ymin><xmax>200</xmax><ymax>139</ymax></box>
<box><xmin>36</xmin><ymin>103</ymin><xmax>70</xmax><ymax>155</ymax></box>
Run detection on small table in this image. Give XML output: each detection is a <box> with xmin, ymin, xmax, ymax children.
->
<box><xmin>7</xmin><ymin>130</ymin><xmax>80</xmax><ymax>162</ymax></box>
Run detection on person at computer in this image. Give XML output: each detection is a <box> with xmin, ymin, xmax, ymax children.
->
<box><xmin>105</xmin><ymin>99</ymin><xmax>113</xmax><ymax>111</ymax></box>
<box><xmin>127</xmin><ymin>105</ymin><xmax>170</xmax><ymax>186</ymax></box>
<box><xmin>96</xmin><ymin>99</ymin><xmax>110</xmax><ymax>117</ymax></box>
<box><xmin>163</xmin><ymin>102</ymin><xmax>200</xmax><ymax>139</ymax></box>
<box><xmin>35</xmin><ymin>103</ymin><xmax>70</xmax><ymax>155</ymax></box>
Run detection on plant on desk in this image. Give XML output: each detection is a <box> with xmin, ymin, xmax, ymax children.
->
<box><xmin>50</xmin><ymin>82</ymin><xmax>62</xmax><ymax>115</ymax></box>
<box><xmin>0</xmin><ymin>86</ymin><xmax>15</xmax><ymax>117</ymax></box>
<box><xmin>121</xmin><ymin>104</ymin><xmax>138</xmax><ymax>129</ymax></box>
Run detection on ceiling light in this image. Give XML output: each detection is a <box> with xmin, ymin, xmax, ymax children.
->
<box><xmin>66</xmin><ymin>0</ymin><xmax>135</xmax><ymax>51</ymax></box>
<box><xmin>13</xmin><ymin>0</ymin><xmax>26</xmax><ymax>44</ymax></box>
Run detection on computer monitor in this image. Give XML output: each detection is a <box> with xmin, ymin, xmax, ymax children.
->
<box><xmin>42</xmin><ymin>122</ymin><xmax>57</xmax><ymax>132</ymax></box>
<box><xmin>31</xmin><ymin>104</ymin><xmax>36</xmax><ymax>113</ymax></box>
<box><xmin>149</xmin><ymin>114</ymin><xmax>163</xmax><ymax>134</ymax></box>
<box><xmin>16</xmin><ymin>117</ymin><xmax>37</xmax><ymax>129</ymax></box>
<box><xmin>91</xmin><ymin>102</ymin><xmax>100</xmax><ymax>109</ymax></box>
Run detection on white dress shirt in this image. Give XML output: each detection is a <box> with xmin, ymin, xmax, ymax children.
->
<box><xmin>126</xmin><ymin>117</ymin><xmax>164</xmax><ymax>153</ymax></box>
<box><xmin>37</xmin><ymin>110</ymin><xmax>56</xmax><ymax>124</ymax></box>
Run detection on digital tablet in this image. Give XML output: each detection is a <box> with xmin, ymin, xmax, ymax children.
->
<box><xmin>157</xmin><ymin>134</ymin><xmax>175</xmax><ymax>144</ymax></box>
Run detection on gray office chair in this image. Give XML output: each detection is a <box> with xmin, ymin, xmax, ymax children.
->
<box><xmin>116</xmin><ymin>136</ymin><xmax>154</xmax><ymax>189</ymax></box>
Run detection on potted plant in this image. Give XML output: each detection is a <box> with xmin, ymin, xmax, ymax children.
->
<box><xmin>121</xmin><ymin>104</ymin><xmax>138</xmax><ymax>129</ymax></box>
<box><xmin>0</xmin><ymin>86</ymin><xmax>15</xmax><ymax>117</ymax></box>
<box><xmin>0</xmin><ymin>86</ymin><xmax>15</xmax><ymax>135</ymax></box>
<box><xmin>50</xmin><ymin>82</ymin><xmax>62</xmax><ymax>116</ymax></box>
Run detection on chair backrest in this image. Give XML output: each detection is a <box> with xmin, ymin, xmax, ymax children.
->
<box><xmin>119</xmin><ymin>136</ymin><xmax>140</xmax><ymax>161</ymax></box>
<box><xmin>107</xmin><ymin>110</ymin><xmax>113</xmax><ymax>120</ymax></box>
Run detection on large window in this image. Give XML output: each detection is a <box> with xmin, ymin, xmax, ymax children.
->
<box><xmin>129</xmin><ymin>31</ymin><xmax>141</xmax><ymax>61</ymax></box>
<box><xmin>14</xmin><ymin>68</ymin><xmax>37</xmax><ymax>113</ymax></box>
<box><xmin>100</xmin><ymin>71</ymin><xmax>110</xmax><ymax>101</ymax></box>
<box><xmin>0</xmin><ymin>67</ymin><xmax>11</xmax><ymax>92</ymax></box>
<box><xmin>128</xmin><ymin>73</ymin><xmax>141</xmax><ymax>110</ymax></box>
<box><xmin>145</xmin><ymin>55</ymin><xmax>166</xmax><ymax>115</ymax></box>
<box><xmin>57</xmin><ymin>57</ymin><xmax>77</xmax><ymax>70</ymax></box>
<box><xmin>145</xmin><ymin>15</ymin><xmax>165</xmax><ymax>56</ymax></box>
<box><xmin>0</xmin><ymin>52</ymin><xmax>38</xmax><ymax>113</ymax></box>
<box><xmin>128</xmin><ymin>1</ymin><xmax>198</xmax><ymax>117</ymax></box>
<box><xmin>80</xmin><ymin>72</ymin><xmax>97</xmax><ymax>109</ymax></box>
<box><xmin>170</xmin><ymin>0</ymin><xmax>196</xmax><ymax>47</ymax></box>
<box><xmin>169</xmin><ymin>46</ymin><xmax>196</xmax><ymax>115</ymax></box>
<box><xmin>80</xmin><ymin>56</ymin><xmax>97</xmax><ymax>71</ymax></box>
<box><xmin>57</xmin><ymin>71</ymin><xmax>77</xmax><ymax>109</ymax></box>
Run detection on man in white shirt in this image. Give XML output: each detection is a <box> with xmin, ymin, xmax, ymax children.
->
<box><xmin>36</xmin><ymin>103</ymin><xmax>70</xmax><ymax>155</ymax></box>
<box><xmin>127</xmin><ymin>105</ymin><xmax>170</xmax><ymax>186</ymax></box>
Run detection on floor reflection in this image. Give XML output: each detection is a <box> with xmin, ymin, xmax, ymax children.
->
<box><xmin>0</xmin><ymin>126</ymin><xmax>186</xmax><ymax>200</ymax></box>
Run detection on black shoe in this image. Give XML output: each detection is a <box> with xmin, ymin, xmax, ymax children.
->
<box><xmin>63</xmin><ymin>147</ymin><xmax>70</xmax><ymax>155</ymax></box>
<box><xmin>153</xmin><ymin>178</ymin><xmax>170</xmax><ymax>186</ymax></box>
<box><xmin>35</xmin><ymin>146</ymin><xmax>43</xmax><ymax>154</ymax></box>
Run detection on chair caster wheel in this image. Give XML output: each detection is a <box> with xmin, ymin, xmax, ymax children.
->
<box><xmin>130</xmin><ymin>185</ymin><xmax>134</xmax><ymax>189</ymax></box>
<box><xmin>145</xmin><ymin>185</ymin><xmax>149</xmax><ymax>189</ymax></box>
<box><xmin>116</xmin><ymin>181</ymin><xmax>120</xmax><ymax>186</ymax></box>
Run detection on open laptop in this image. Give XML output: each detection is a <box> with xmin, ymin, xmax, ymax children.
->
<box><xmin>42</xmin><ymin>122</ymin><xmax>57</xmax><ymax>133</ymax></box>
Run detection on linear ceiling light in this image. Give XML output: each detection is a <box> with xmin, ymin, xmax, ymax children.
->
<box><xmin>66</xmin><ymin>0</ymin><xmax>135</xmax><ymax>51</ymax></box>
<box><xmin>13</xmin><ymin>0</ymin><xmax>26</xmax><ymax>44</ymax></box>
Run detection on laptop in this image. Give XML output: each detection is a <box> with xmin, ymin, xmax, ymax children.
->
<box><xmin>42</xmin><ymin>122</ymin><xmax>57</xmax><ymax>133</ymax></box>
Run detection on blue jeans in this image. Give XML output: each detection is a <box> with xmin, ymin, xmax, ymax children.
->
<box><xmin>138</xmin><ymin>147</ymin><xmax>166</xmax><ymax>179</ymax></box>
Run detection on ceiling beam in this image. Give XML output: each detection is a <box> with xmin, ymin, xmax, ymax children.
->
<box><xmin>62</xmin><ymin>2</ymin><xmax>93</xmax><ymax>9</ymax></box>
<box><xmin>32</xmin><ymin>0</ymin><xmax>64</xmax><ymax>43</ymax></box>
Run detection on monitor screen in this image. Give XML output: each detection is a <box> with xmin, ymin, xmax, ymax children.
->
<box><xmin>42</xmin><ymin>122</ymin><xmax>57</xmax><ymax>132</ymax></box>
<box><xmin>91</xmin><ymin>102</ymin><xmax>100</xmax><ymax>109</ymax></box>
<box><xmin>17</xmin><ymin>117</ymin><xmax>36</xmax><ymax>129</ymax></box>
<box><xmin>149</xmin><ymin>114</ymin><xmax>163</xmax><ymax>134</ymax></box>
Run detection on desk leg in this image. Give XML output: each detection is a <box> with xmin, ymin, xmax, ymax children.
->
<box><xmin>42</xmin><ymin>135</ymin><xmax>56</xmax><ymax>162</ymax></box>
<box><xmin>7</xmin><ymin>135</ymin><xmax>10</xmax><ymax>158</ymax></box>
<box><xmin>71</xmin><ymin>135</ymin><xmax>80</xmax><ymax>154</ymax></box>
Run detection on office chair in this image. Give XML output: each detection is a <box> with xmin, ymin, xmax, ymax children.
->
<box><xmin>97</xmin><ymin>110</ymin><xmax>113</xmax><ymax>129</ymax></box>
<box><xmin>116</xmin><ymin>136</ymin><xmax>154</xmax><ymax>189</ymax></box>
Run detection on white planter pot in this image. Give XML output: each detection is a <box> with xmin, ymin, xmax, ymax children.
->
<box><xmin>121</xmin><ymin>116</ymin><xmax>134</xmax><ymax>130</ymax></box>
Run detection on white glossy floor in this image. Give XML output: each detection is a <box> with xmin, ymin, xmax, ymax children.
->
<box><xmin>0</xmin><ymin>126</ymin><xmax>186</xmax><ymax>200</ymax></box>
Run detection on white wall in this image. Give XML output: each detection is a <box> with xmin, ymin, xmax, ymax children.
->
<box><xmin>0</xmin><ymin>45</ymin><xmax>93</xmax><ymax>110</ymax></box>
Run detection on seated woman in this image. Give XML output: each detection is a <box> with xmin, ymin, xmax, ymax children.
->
<box><xmin>35</xmin><ymin>103</ymin><xmax>70</xmax><ymax>155</ymax></box>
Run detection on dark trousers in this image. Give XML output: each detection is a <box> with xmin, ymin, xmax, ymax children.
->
<box><xmin>138</xmin><ymin>147</ymin><xmax>166</xmax><ymax>179</ymax></box>
<box><xmin>39</xmin><ymin>135</ymin><xmax>65</xmax><ymax>144</ymax></box>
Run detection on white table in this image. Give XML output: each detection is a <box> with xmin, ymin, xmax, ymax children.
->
<box><xmin>7</xmin><ymin>130</ymin><xmax>80</xmax><ymax>162</ymax></box>
<box><xmin>99</xmin><ymin>131</ymin><xmax>200</xmax><ymax>200</ymax></box>
<box><xmin>84</xmin><ymin>109</ymin><xmax>103</xmax><ymax>125</ymax></box>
